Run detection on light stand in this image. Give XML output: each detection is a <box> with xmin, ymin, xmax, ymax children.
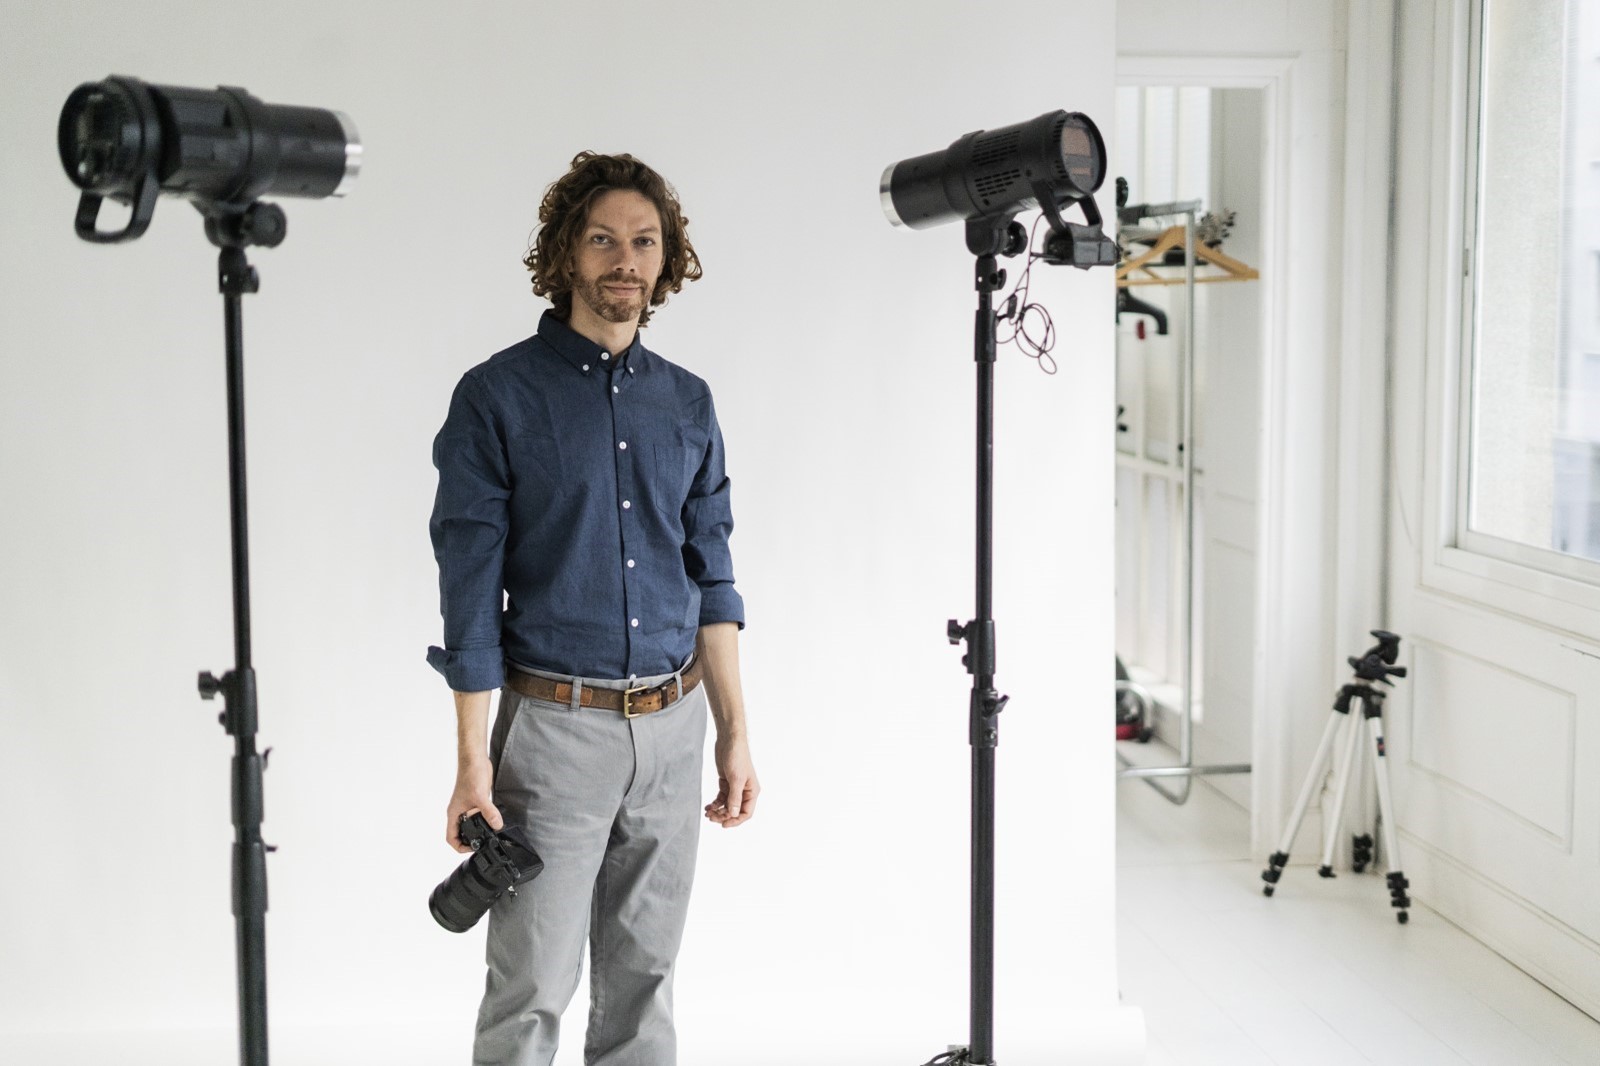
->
<box><xmin>57</xmin><ymin>76</ymin><xmax>357</xmax><ymax>1066</ymax></box>
<box><xmin>924</xmin><ymin>213</ymin><xmax>1116</xmax><ymax>1066</ymax></box>
<box><xmin>880</xmin><ymin>108</ymin><xmax>1117</xmax><ymax>1066</ymax></box>
<box><xmin>195</xmin><ymin>201</ymin><xmax>288</xmax><ymax>1066</ymax></box>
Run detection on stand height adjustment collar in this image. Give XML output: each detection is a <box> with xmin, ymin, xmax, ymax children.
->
<box><xmin>948</xmin><ymin>618</ymin><xmax>997</xmax><ymax>676</ymax></box>
<box><xmin>199</xmin><ymin>667</ymin><xmax>259</xmax><ymax>737</ymax></box>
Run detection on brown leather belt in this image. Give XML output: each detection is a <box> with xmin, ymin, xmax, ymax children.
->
<box><xmin>504</xmin><ymin>657</ymin><xmax>704</xmax><ymax>718</ymax></box>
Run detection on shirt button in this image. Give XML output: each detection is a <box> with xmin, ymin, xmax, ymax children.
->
<box><xmin>618</xmin><ymin>440</ymin><xmax>628</xmax><ymax>450</ymax></box>
<box><xmin>601</xmin><ymin>352</ymin><xmax>611</xmax><ymax>361</ymax></box>
<box><xmin>627</xmin><ymin>559</ymin><xmax>635</xmax><ymax>568</ymax></box>
<box><xmin>613</xmin><ymin>386</ymin><xmax>619</xmax><ymax>394</ymax></box>
<box><xmin>581</xmin><ymin>364</ymin><xmax>590</xmax><ymax>372</ymax></box>
<box><xmin>622</xmin><ymin>500</ymin><xmax>631</xmax><ymax>510</ymax></box>
<box><xmin>630</xmin><ymin>618</ymin><xmax>639</xmax><ymax>628</ymax></box>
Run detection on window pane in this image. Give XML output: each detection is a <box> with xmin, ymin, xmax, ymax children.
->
<box><xmin>1467</xmin><ymin>0</ymin><xmax>1600</xmax><ymax>561</ymax></box>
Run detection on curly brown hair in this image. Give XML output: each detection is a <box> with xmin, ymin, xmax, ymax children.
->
<box><xmin>523</xmin><ymin>151</ymin><xmax>703</xmax><ymax>326</ymax></box>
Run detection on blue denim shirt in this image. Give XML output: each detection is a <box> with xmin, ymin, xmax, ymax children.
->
<box><xmin>427</xmin><ymin>311</ymin><xmax>743</xmax><ymax>692</ymax></box>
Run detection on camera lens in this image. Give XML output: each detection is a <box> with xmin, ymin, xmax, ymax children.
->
<box><xmin>429</xmin><ymin>854</ymin><xmax>505</xmax><ymax>933</ymax></box>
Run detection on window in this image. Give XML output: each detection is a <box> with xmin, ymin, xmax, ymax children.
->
<box><xmin>1461</xmin><ymin>0</ymin><xmax>1600</xmax><ymax>575</ymax></box>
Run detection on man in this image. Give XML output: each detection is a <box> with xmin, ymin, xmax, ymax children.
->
<box><xmin>427</xmin><ymin>151</ymin><xmax>757</xmax><ymax>1066</ymax></box>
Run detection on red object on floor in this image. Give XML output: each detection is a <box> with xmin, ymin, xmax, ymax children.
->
<box><xmin>1116</xmin><ymin>723</ymin><xmax>1139</xmax><ymax>740</ymax></box>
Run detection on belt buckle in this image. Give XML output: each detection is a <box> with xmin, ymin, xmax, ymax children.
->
<box><xmin>622</xmin><ymin>683</ymin><xmax>651</xmax><ymax>719</ymax></box>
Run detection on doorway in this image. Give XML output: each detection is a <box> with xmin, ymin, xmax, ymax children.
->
<box><xmin>1113</xmin><ymin>82</ymin><xmax>1268</xmax><ymax>813</ymax></box>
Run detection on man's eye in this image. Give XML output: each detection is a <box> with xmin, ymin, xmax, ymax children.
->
<box><xmin>591</xmin><ymin>234</ymin><xmax>611</xmax><ymax>245</ymax></box>
<box><xmin>636</xmin><ymin>238</ymin><xmax>656</xmax><ymax>248</ymax></box>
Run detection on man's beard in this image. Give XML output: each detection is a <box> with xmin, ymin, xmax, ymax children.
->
<box><xmin>574</xmin><ymin>272</ymin><xmax>650</xmax><ymax>324</ymax></box>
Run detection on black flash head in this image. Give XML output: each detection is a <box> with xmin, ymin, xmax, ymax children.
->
<box><xmin>58</xmin><ymin>76</ymin><xmax>361</xmax><ymax>244</ymax></box>
<box><xmin>880</xmin><ymin>110</ymin><xmax>1116</xmax><ymax>264</ymax></box>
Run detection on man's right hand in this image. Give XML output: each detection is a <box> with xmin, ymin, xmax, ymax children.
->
<box><xmin>447</xmin><ymin>757</ymin><xmax>503</xmax><ymax>853</ymax></box>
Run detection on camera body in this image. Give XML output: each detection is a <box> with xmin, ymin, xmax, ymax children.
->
<box><xmin>429</xmin><ymin>813</ymin><xmax>544</xmax><ymax>933</ymax></box>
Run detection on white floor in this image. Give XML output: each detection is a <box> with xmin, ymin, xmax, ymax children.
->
<box><xmin>1115</xmin><ymin>758</ymin><xmax>1600</xmax><ymax>1065</ymax></box>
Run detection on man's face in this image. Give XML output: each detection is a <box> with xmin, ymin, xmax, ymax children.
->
<box><xmin>569</xmin><ymin>188</ymin><xmax>665</xmax><ymax>326</ymax></box>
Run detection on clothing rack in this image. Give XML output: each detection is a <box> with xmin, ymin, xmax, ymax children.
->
<box><xmin>1114</xmin><ymin>200</ymin><xmax>1255</xmax><ymax>805</ymax></box>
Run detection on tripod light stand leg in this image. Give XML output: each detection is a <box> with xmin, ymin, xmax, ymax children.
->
<box><xmin>1262</xmin><ymin>709</ymin><xmax>1347</xmax><ymax>896</ymax></box>
<box><xmin>1363</xmin><ymin>709</ymin><xmax>1411</xmax><ymax>923</ymax></box>
<box><xmin>1318</xmin><ymin>712</ymin><xmax>1365</xmax><ymax>878</ymax></box>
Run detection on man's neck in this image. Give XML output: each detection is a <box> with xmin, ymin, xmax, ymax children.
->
<box><xmin>566</xmin><ymin>305</ymin><xmax>637</xmax><ymax>356</ymax></box>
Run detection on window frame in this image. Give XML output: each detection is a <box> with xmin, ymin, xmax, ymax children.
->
<box><xmin>1421</xmin><ymin>0</ymin><xmax>1600</xmax><ymax>636</ymax></box>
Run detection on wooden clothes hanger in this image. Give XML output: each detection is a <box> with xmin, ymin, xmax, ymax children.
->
<box><xmin>1116</xmin><ymin>224</ymin><xmax>1260</xmax><ymax>287</ymax></box>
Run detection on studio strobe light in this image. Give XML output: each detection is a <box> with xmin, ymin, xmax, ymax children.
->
<box><xmin>58</xmin><ymin>75</ymin><xmax>360</xmax><ymax>243</ymax></box>
<box><xmin>59</xmin><ymin>75</ymin><xmax>360</xmax><ymax>1066</ymax></box>
<box><xmin>881</xmin><ymin>111</ymin><xmax>1115</xmax><ymax>1066</ymax></box>
<box><xmin>880</xmin><ymin>109</ymin><xmax>1116</xmax><ymax>265</ymax></box>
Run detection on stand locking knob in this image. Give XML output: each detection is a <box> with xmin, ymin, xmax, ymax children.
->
<box><xmin>198</xmin><ymin>670</ymin><xmax>222</xmax><ymax>700</ymax></box>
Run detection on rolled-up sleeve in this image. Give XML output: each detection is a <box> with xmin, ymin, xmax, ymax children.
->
<box><xmin>682</xmin><ymin>393</ymin><xmax>745</xmax><ymax>629</ymax></box>
<box><xmin>427</xmin><ymin>373</ymin><xmax>510</xmax><ymax>692</ymax></box>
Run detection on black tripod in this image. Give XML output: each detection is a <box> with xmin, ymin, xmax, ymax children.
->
<box><xmin>194</xmin><ymin>201</ymin><xmax>287</xmax><ymax>1066</ymax></box>
<box><xmin>1261</xmin><ymin>631</ymin><xmax>1412</xmax><ymax>923</ymax></box>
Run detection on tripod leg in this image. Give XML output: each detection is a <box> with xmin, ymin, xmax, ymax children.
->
<box><xmin>1262</xmin><ymin>709</ymin><xmax>1347</xmax><ymax>897</ymax></box>
<box><xmin>1352</xmin><ymin>737</ymin><xmax>1376</xmax><ymax>873</ymax></box>
<box><xmin>1364</xmin><ymin>707</ymin><xmax>1411</xmax><ymax>923</ymax></box>
<box><xmin>1318</xmin><ymin>711</ymin><xmax>1365</xmax><ymax>877</ymax></box>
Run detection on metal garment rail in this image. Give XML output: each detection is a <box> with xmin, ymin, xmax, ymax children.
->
<box><xmin>1115</xmin><ymin>203</ymin><xmax>1251</xmax><ymax>803</ymax></box>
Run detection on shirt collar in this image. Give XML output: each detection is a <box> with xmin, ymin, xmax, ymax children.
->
<box><xmin>536</xmin><ymin>310</ymin><xmax>645</xmax><ymax>374</ymax></box>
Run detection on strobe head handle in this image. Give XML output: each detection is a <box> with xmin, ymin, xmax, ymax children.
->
<box><xmin>1349</xmin><ymin>629</ymin><xmax>1407</xmax><ymax>684</ymax></box>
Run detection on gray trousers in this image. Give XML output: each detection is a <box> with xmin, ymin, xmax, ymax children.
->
<box><xmin>474</xmin><ymin>667</ymin><xmax>708</xmax><ymax>1066</ymax></box>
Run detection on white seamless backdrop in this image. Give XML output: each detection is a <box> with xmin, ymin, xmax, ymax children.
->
<box><xmin>0</xmin><ymin>2</ymin><xmax>1138</xmax><ymax>1063</ymax></box>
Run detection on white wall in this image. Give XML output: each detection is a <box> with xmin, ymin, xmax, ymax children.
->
<box><xmin>0</xmin><ymin>2</ymin><xmax>1141</xmax><ymax>1064</ymax></box>
<box><xmin>1385</xmin><ymin>0</ymin><xmax>1600</xmax><ymax>1021</ymax></box>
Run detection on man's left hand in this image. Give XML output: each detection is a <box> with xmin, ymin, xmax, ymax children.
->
<box><xmin>706</xmin><ymin>735</ymin><xmax>759</xmax><ymax>828</ymax></box>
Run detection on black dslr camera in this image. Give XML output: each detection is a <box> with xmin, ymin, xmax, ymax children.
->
<box><xmin>429</xmin><ymin>812</ymin><xmax>543</xmax><ymax>933</ymax></box>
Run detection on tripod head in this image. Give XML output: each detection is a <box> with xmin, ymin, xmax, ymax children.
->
<box><xmin>1349</xmin><ymin>629</ymin><xmax>1407</xmax><ymax>685</ymax></box>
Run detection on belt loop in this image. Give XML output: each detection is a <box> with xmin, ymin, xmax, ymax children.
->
<box><xmin>568</xmin><ymin>676</ymin><xmax>583</xmax><ymax>712</ymax></box>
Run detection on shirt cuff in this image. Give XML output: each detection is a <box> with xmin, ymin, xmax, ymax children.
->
<box><xmin>426</xmin><ymin>645</ymin><xmax>505</xmax><ymax>692</ymax></box>
<box><xmin>697</xmin><ymin>584</ymin><xmax>746</xmax><ymax>629</ymax></box>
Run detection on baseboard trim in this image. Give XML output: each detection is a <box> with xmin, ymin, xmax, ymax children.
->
<box><xmin>1404</xmin><ymin>832</ymin><xmax>1600</xmax><ymax>1021</ymax></box>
